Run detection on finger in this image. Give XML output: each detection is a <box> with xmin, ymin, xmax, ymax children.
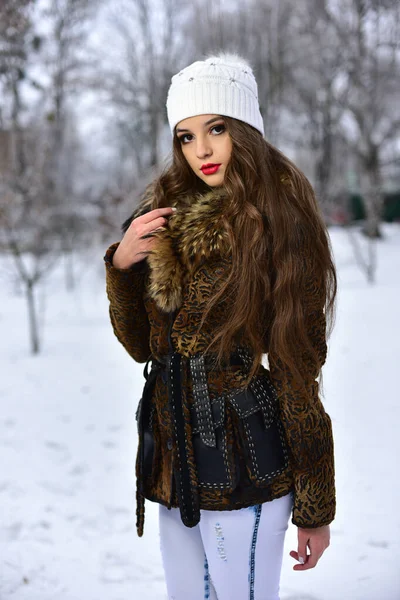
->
<box><xmin>289</xmin><ymin>550</ymin><xmax>302</xmax><ymax>563</ymax></box>
<box><xmin>297</xmin><ymin>538</ymin><xmax>307</xmax><ymax>566</ymax></box>
<box><xmin>304</xmin><ymin>552</ymin><xmax>318</xmax><ymax>569</ymax></box>
<box><xmin>289</xmin><ymin>550</ymin><xmax>308</xmax><ymax>565</ymax></box>
<box><xmin>139</xmin><ymin>225</ymin><xmax>167</xmax><ymax>240</ymax></box>
<box><xmin>138</xmin><ymin>207</ymin><xmax>175</xmax><ymax>225</ymax></box>
<box><xmin>149</xmin><ymin>225</ymin><xmax>167</xmax><ymax>233</ymax></box>
<box><xmin>289</xmin><ymin>550</ymin><xmax>311</xmax><ymax>571</ymax></box>
<box><xmin>134</xmin><ymin>251</ymin><xmax>150</xmax><ymax>258</ymax></box>
<box><xmin>306</xmin><ymin>539</ymin><xmax>325</xmax><ymax>568</ymax></box>
<box><xmin>138</xmin><ymin>216</ymin><xmax>168</xmax><ymax>238</ymax></box>
<box><xmin>134</xmin><ymin>241</ymin><xmax>155</xmax><ymax>256</ymax></box>
<box><xmin>293</xmin><ymin>546</ymin><xmax>323</xmax><ymax>571</ymax></box>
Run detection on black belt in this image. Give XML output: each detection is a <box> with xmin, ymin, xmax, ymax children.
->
<box><xmin>136</xmin><ymin>347</ymin><xmax>253</xmax><ymax>533</ymax></box>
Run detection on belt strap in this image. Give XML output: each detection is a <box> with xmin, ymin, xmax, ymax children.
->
<box><xmin>190</xmin><ymin>355</ymin><xmax>217</xmax><ymax>448</ymax></box>
<box><xmin>136</xmin><ymin>353</ymin><xmax>160</xmax><ymax>537</ymax></box>
<box><xmin>136</xmin><ymin>347</ymin><xmax>254</xmax><ymax>532</ymax></box>
<box><xmin>167</xmin><ymin>352</ymin><xmax>200</xmax><ymax>528</ymax></box>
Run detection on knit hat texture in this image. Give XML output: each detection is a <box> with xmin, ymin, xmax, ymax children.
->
<box><xmin>166</xmin><ymin>52</ymin><xmax>264</xmax><ymax>137</ymax></box>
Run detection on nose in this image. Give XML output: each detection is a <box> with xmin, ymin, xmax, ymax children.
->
<box><xmin>195</xmin><ymin>136</ymin><xmax>212</xmax><ymax>159</ymax></box>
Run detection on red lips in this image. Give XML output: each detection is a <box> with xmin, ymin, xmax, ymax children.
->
<box><xmin>201</xmin><ymin>163</ymin><xmax>221</xmax><ymax>175</ymax></box>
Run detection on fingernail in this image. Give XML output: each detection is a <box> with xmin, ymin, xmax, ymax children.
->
<box><xmin>171</xmin><ymin>207</ymin><xmax>177</xmax><ymax>211</ymax></box>
<box><xmin>299</xmin><ymin>556</ymin><xmax>305</xmax><ymax>564</ymax></box>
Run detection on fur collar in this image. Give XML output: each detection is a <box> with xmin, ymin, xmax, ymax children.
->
<box><xmin>146</xmin><ymin>187</ymin><xmax>232</xmax><ymax>312</ymax></box>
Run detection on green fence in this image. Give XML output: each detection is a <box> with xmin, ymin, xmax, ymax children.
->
<box><xmin>349</xmin><ymin>191</ymin><xmax>400</xmax><ymax>222</ymax></box>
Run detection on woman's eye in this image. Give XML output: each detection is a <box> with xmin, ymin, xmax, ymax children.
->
<box><xmin>178</xmin><ymin>124</ymin><xmax>225</xmax><ymax>144</ymax></box>
<box><xmin>212</xmin><ymin>124</ymin><xmax>225</xmax><ymax>134</ymax></box>
<box><xmin>179</xmin><ymin>134</ymin><xmax>192</xmax><ymax>144</ymax></box>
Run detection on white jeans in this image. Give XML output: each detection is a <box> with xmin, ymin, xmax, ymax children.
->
<box><xmin>159</xmin><ymin>491</ymin><xmax>293</xmax><ymax>600</ymax></box>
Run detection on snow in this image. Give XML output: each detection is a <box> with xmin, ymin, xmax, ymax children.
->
<box><xmin>1</xmin><ymin>225</ymin><xmax>399</xmax><ymax>600</ymax></box>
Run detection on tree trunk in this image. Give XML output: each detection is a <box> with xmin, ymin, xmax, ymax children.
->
<box><xmin>26</xmin><ymin>281</ymin><xmax>40</xmax><ymax>354</ymax></box>
<box><xmin>149</xmin><ymin>107</ymin><xmax>159</xmax><ymax>168</ymax></box>
<box><xmin>361</xmin><ymin>154</ymin><xmax>384</xmax><ymax>239</ymax></box>
<box><xmin>64</xmin><ymin>250</ymin><xmax>75</xmax><ymax>291</ymax></box>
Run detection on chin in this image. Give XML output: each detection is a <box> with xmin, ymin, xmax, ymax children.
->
<box><xmin>203</xmin><ymin>176</ymin><xmax>224</xmax><ymax>187</ymax></box>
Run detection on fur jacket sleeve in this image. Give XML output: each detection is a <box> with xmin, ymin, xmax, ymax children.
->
<box><xmin>268</xmin><ymin>253</ymin><xmax>336</xmax><ymax>528</ymax></box>
<box><xmin>104</xmin><ymin>242</ymin><xmax>151</xmax><ymax>363</ymax></box>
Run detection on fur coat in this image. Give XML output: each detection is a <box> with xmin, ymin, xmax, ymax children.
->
<box><xmin>104</xmin><ymin>186</ymin><xmax>336</xmax><ymax>537</ymax></box>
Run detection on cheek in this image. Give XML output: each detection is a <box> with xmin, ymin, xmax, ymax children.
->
<box><xmin>182</xmin><ymin>148</ymin><xmax>195</xmax><ymax>169</ymax></box>
<box><xmin>227</xmin><ymin>138</ymin><xmax>233</xmax><ymax>157</ymax></box>
<box><xmin>219</xmin><ymin>137</ymin><xmax>232</xmax><ymax>161</ymax></box>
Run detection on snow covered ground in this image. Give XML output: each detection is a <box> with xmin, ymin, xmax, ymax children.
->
<box><xmin>1</xmin><ymin>224</ymin><xmax>399</xmax><ymax>600</ymax></box>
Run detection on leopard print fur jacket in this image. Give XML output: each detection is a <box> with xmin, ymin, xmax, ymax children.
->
<box><xmin>104</xmin><ymin>185</ymin><xmax>336</xmax><ymax>537</ymax></box>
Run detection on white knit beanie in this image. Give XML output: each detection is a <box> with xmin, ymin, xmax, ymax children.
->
<box><xmin>166</xmin><ymin>52</ymin><xmax>265</xmax><ymax>137</ymax></box>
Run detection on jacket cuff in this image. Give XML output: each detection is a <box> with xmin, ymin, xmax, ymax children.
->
<box><xmin>104</xmin><ymin>242</ymin><xmax>149</xmax><ymax>275</ymax></box>
<box><xmin>291</xmin><ymin>451</ymin><xmax>336</xmax><ymax>528</ymax></box>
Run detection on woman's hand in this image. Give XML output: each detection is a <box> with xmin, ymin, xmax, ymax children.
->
<box><xmin>113</xmin><ymin>207</ymin><xmax>176</xmax><ymax>269</ymax></box>
<box><xmin>290</xmin><ymin>525</ymin><xmax>330</xmax><ymax>570</ymax></box>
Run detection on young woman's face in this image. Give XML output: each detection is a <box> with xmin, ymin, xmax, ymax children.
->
<box><xmin>175</xmin><ymin>114</ymin><xmax>232</xmax><ymax>187</ymax></box>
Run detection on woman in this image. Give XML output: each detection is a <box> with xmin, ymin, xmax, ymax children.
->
<box><xmin>104</xmin><ymin>52</ymin><xmax>337</xmax><ymax>600</ymax></box>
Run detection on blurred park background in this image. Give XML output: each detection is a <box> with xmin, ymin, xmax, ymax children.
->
<box><xmin>0</xmin><ymin>1</ymin><xmax>399</xmax><ymax>599</ymax></box>
<box><xmin>1</xmin><ymin>0</ymin><xmax>400</xmax><ymax>349</ymax></box>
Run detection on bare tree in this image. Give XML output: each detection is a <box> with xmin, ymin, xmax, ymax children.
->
<box><xmin>323</xmin><ymin>0</ymin><xmax>400</xmax><ymax>240</ymax></box>
<box><xmin>39</xmin><ymin>0</ymin><xmax>100</xmax><ymax>289</ymax></box>
<box><xmin>187</xmin><ymin>0</ymin><xmax>295</xmax><ymax>146</ymax></box>
<box><xmin>96</xmin><ymin>0</ymin><xmax>189</xmax><ymax>182</ymax></box>
<box><xmin>246</xmin><ymin>0</ymin><xmax>295</xmax><ymax>146</ymax></box>
<box><xmin>0</xmin><ymin>0</ymin><xmax>99</xmax><ymax>353</ymax></box>
<box><xmin>0</xmin><ymin>123</ymin><xmax>63</xmax><ymax>354</ymax></box>
<box><xmin>0</xmin><ymin>0</ymin><xmax>34</xmax><ymax>169</ymax></box>
<box><xmin>0</xmin><ymin>0</ymin><xmax>53</xmax><ymax>354</ymax></box>
<box><xmin>282</xmin><ymin>1</ymin><xmax>348</xmax><ymax>212</ymax></box>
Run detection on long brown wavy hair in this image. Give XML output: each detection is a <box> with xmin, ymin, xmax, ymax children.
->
<box><xmin>122</xmin><ymin>116</ymin><xmax>337</xmax><ymax>386</ymax></box>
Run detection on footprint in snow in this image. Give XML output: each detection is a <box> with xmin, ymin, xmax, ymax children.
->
<box><xmin>0</xmin><ymin>480</ymin><xmax>10</xmax><ymax>493</ymax></box>
<box><xmin>65</xmin><ymin>513</ymin><xmax>79</xmax><ymax>522</ymax></box>
<box><xmin>0</xmin><ymin>419</ymin><xmax>16</xmax><ymax>448</ymax></box>
<box><xmin>68</xmin><ymin>463</ymin><xmax>90</xmax><ymax>476</ymax></box>
<box><xmin>28</xmin><ymin>521</ymin><xmax>53</xmax><ymax>545</ymax></box>
<box><xmin>102</xmin><ymin>440</ymin><xmax>117</xmax><ymax>449</ymax></box>
<box><xmin>44</xmin><ymin>440</ymin><xmax>71</xmax><ymax>464</ymax></box>
<box><xmin>0</xmin><ymin>522</ymin><xmax>23</xmax><ymax>542</ymax></box>
<box><xmin>77</xmin><ymin>516</ymin><xmax>108</xmax><ymax>539</ymax></box>
<box><xmin>38</xmin><ymin>481</ymin><xmax>77</xmax><ymax>496</ymax></box>
<box><xmin>367</xmin><ymin>539</ymin><xmax>389</xmax><ymax>549</ymax></box>
<box><xmin>100</xmin><ymin>551</ymin><xmax>133</xmax><ymax>584</ymax></box>
<box><xmin>107</xmin><ymin>424</ymin><xmax>122</xmax><ymax>432</ymax></box>
<box><xmin>0</xmin><ymin>480</ymin><xmax>24</xmax><ymax>498</ymax></box>
<box><xmin>104</xmin><ymin>505</ymin><xmax>133</xmax><ymax>533</ymax></box>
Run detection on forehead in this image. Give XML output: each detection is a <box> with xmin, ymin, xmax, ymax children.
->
<box><xmin>176</xmin><ymin>114</ymin><xmax>223</xmax><ymax>132</ymax></box>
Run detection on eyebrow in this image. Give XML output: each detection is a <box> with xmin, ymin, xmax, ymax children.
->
<box><xmin>176</xmin><ymin>116</ymin><xmax>224</xmax><ymax>133</ymax></box>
